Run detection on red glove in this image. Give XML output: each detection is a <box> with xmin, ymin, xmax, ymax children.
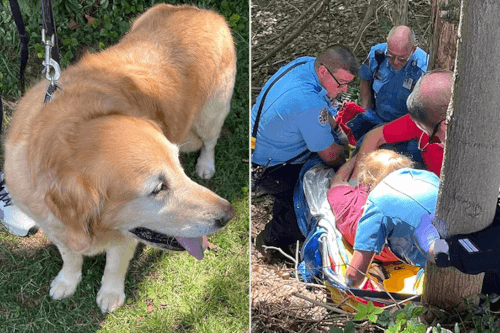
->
<box><xmin>334</xmin><ymin>102</ymin><xmax>366</xmax><ymax>146</ymax></box>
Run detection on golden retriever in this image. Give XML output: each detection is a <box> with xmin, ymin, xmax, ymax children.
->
<box><xmin>4</xmin><ymin>4</ymin><xmax>236</xmax><ymax>313</ymax></box>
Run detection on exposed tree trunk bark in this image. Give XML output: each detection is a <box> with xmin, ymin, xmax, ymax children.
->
<box><xmin>352</xmin><ymin>0</ymin><xmax>378</xmax><ymax>53</ymax></box>
<box><xmin>395</xmin><ymin>0</ymin><xmax>408</xmax><ymax>26</ymax></box>
<box><xmin>423</xmin><ymin>0</ymin><xmax>500</xmax><ymax>313</ymax></box>
<box><xmin>429</xmin><ymin>0</ymin><xmax>459</xmax><ymax>70</ymax></box>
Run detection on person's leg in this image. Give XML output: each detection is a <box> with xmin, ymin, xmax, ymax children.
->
<box><xmin>260</xmin><ymin>187</ymin><xmax>305</xmax><ymax>248</ymax></box>
<box><xmin>256</xmin><ymin>163</ymin><xmax>305</xmax><ymax>250</ymax></box>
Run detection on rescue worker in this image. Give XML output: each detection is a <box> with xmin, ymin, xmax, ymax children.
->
<box><xmin>350</xmin><ymin>69</ymin><xmax>452</xmax><ymax>179</ymax></box>
<box><xmin>348</xmin><ymin>26</ymin><xmax>428</xmax><ymax>148</ymax></box>
<box><xmin>252</xmin><ymin>45</ymin><xmax>360</xmax><ymax>257</ymax></box>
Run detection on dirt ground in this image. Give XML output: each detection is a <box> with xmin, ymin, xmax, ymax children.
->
<box><xmin>250</xmin><ymin>1</ymin><xmax>432</xmax><ymax>332</ymax></box>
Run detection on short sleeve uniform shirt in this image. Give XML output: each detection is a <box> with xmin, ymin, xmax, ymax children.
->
<box><xmin>359</xmin><ymin>43</ymin><xmax>428</xmax><ymax>122</ymax></box>
<box><xmin>251</xmin><ymin>57</ymin><xmax>339</xmax><ymax>166</ymax></box>
<box><xmin>354</xmin><ymin>168</ymin><xmax>439</xmax><ymax>267</ymax></box>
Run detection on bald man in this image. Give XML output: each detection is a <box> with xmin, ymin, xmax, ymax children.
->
<box><xmin>349</xmin><ymin>69</ymin><xmax>452</xmax><ymax>179</ymax></box>
<box><xmin>347</xmin><ymin>26</ymin><xmax>428</xmax><ymax>144</ymax></box>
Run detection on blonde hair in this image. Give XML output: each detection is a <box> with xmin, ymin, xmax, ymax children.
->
<box><xmin>357</xmin><ymin>149</ymin><xmax>414</xmax><ymax>189</ymax></box>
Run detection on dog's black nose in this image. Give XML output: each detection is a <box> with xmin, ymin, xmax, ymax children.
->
<box><xmin>215</xmin><ymin>205</ymin><xmax>234</xmax><ymax>228</ymax></box>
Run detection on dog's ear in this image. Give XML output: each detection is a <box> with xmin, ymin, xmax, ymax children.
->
<box><xmin>45</xmin><ymin>173</ymin><xmax>102</xmax><ymax>252</ymax></box>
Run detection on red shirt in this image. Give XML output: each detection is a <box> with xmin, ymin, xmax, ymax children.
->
<box><xmin>327</xmin><ymin>185</ymin><xmax>400</xmax><ymax>263</ymax></box>
<box><xmin>383</xmin><ymin>114</ymin><xmax>444</xmax><ymax>177</ymax></box>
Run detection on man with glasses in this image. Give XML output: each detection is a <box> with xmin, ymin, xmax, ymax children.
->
<box><xmin>348</xmin><ymin>69</ymin><xmax>451</xmax><ymax>179</ymax></box>
<box><xmin>347</xmin><ymin>26</ymin><xmax>428</xmax><ymax>144</ymax></box>
<box><xmin>251</xmin><ymin>45</ymin><xmax>359</xmax><ymax>259</ymax></box>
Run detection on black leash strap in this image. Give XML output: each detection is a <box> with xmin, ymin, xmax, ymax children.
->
<box><xmin>9</xmin><ymin>0</ymin><xmax>29</xmax><ymax>95</ymax></box>
<box><xmin>251</xmin><ymin>61</ymin><xmax>308</xmax><ymax>154</ymax></box>
<box><xmin>41</xmin><ymin>0</ymin><xmax>59</xmax><ymax>64</ymax></box>
<box><xmin>40</xmin><ymin>0</ymin><xmax>61</xmax><ymax>103</ymax></box>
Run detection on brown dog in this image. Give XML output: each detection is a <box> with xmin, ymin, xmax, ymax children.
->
<box><xmin>4</xmin><ymin>4</ymin><xmax>235</xmax><ymax>313</ymax></box>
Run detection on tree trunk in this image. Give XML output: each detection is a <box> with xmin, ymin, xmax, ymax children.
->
<box><xmin>429</xmin><ymin>0</ymin><xmax>459</xmax><ymax>70</ymax></box>
<box><xmin>395</xmin><ymin>0</ymin><xmax>408</xmax><ymax>26</ymax></box>
<box><xmin>352</xmin><ymin>0</ymin><xmax>378</xmax><ymax>53</ymax></box>
<box><xmin>423</xmin><ymin>0</ymin><xmax>500</xmax><ymax>312</ymax></box>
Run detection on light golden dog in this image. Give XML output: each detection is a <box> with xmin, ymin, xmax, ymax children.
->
<box><xmin>4</xmin><ymin>4</ymin><xmax>235</xmax><ymax>313</ymax></box>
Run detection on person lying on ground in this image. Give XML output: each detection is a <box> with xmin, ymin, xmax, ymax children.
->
<box><xmin>340</xmin><ymin>159</ymin><xmax>441</xmax><ymax>288</ymax></box>
<box><xmin>328</xmin><ymin>149</ymin><xmax>415</xmax><ymax>264</ymax></box>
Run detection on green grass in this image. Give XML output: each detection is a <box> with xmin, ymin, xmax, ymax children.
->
<box><xmin>0</xmin><ymin>0</ymin><xmax>249</xmax><ymax>332</ymax></box>
<box><xmin>0</xmin><ymin>198</ymin><xmax>248</xmax><ymax>333</ymax></box>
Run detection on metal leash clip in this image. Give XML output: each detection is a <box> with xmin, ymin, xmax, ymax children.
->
<box><xmin>41</xmin><ymin>27</ymin><xmax>62</xmax><ymax>103</ymax></box>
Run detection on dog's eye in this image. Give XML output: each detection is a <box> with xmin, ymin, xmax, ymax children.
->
<box><xmin>151</xmin><ymin>183</ymin><xmax>168</xmax><ymax>196</ymax></box>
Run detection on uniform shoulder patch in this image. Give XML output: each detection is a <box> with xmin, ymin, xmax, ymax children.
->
<box><xmin>319</xmin><ymin>108</ymin><xmax>329</xmax><ymax>126</ymax></box>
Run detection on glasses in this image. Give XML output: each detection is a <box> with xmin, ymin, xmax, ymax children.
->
<box><xmin>321</xmin><ymin>63</ymin><xmax>349</xmax><ymax>88</ymax></box>
<box><xmin>385</xmin><ymin>49</ymin><xmax>412</xmax><ymax>63</ymax></box>
<box><xmin>418</xmin><ymin>119</ymin><xmax>445</xmax><ymax>152</ymax></box>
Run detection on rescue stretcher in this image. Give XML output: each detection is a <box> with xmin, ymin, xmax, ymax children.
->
<box><xmin>296</xmin><ymin>162</ymin><xmax>425</xmax><ymax>311</ymax></box>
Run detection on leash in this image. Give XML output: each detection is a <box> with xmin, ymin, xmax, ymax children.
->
<box><xmin>8</xmin><ymin>0</ymin><xmax>29</xmax><ymax>96</ymax></box>
<box><xmin>40</xmin><ymin>0</ymin><xmax>61</xmax><ymax>103</ymax></box>
<box><xmin>0</xmin><ymin>0</ymin><xmax>60</xmax><ymax>136</ymax></box>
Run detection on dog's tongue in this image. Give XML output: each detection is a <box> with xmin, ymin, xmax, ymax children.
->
<box><xmin>175</xmin><ymin>236</ymin><xmax>208</xmax><ymax>260</ymax></box>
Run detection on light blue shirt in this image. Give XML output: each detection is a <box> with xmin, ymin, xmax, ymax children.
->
<box><xmin>359</xmin><ymin>43</ymin><xmax>428</xmax><ymax>122</ymax></box>
<box><xmin>354</xmin><ymin>168</ymin><xmax>439</xmax><ymax>267</ymax></box>
<box><xmin>251</xmin><ymin>57</ymin><xmax>339</xmax><ymax>166</ymax></box>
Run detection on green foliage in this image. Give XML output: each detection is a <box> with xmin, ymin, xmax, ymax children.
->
<box><xmin>329</xmin><ymin>302</ymin><xmax>429</xmax><ymax>333</ymax></box>
<box><xmin>355</xmin><ymin>301</ymin><xmax>384</xmax><ymax>323</ymax></box>
<box><xmin>464</xmin><ymin>295</ymin><xmax>500</xmax><ymax>333</ymax></box>
<box><xmin>330</xmin><ymin>321</ymin><xmax>355</xmax><ymax>333</ymax></box>
<box><xmin>347</xmin><ymin>77</ymin><xmax>361</xmax><ymax>104</ymax></box>
<box><xmin>378</xmin><ymin>303</ymin><xmax>426</xmax><ymax>333</ymax></box>
<box><xmin>0</xmin><ymin>0</ymin><xmax>248</xmax><ymax>97</ymax></box>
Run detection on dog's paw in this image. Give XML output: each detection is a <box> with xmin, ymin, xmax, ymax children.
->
<box><xmin>49</xmin><ymin>271</ymin><xmax>81</xmax><ymax>300</ymax></box>
<box><xmin>96</xmin><ymin>286</ymin><xmax>126</xmax><ymax>313</ymax></box>
<box><xmin>196</xmin><ymin>160</ymin><xmax>215</xmax><ymax>180</ymax></box>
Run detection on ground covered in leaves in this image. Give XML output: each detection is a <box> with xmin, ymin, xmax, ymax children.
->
<box><xmin>251</xmin><ymin>0</ymin><xmax>432</xmax><ymax>332</ymax></box>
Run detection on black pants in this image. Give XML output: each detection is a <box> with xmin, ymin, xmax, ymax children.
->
<box><xmin>255</xmin><ymin>162</ymin><xmax>306</xmax><ymax>248</ymax></box>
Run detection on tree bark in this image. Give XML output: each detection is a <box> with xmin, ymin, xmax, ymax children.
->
<box><xmin>429</xmin><ymin>0</ymin><xmax>459</xmax><ymax>70</ymax></box>
<box><xmin>395</xmin><ymin>0</ymin><xmax>408</xmax><ymax>26</ymax></box>
<box><xmin>352</xmin><ymin>0</ymin><xmax>378</xmax><ymax>53</ymax></box>
<box><xmin>423</xmin><ymin>0</ymin><xmax>500</xmax><ymax>312</ymax></box>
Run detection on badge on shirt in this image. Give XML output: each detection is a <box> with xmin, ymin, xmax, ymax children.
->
<box><xmin>319</xmin><ymin>108</ymin><xmax>329</xmax><ymax>126</ymax></box>
<box><xmin>403</xmin><ymin>77</ymin><xmax>413</xmax><ymax>90</ymax></box>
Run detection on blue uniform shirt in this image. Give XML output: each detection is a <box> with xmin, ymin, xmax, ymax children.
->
<box><xmin>359</xmin><ymin>43</ymin><xmax>428</xmax><ymax>122</ymax></box>
<box><xmin>354</xmin><ymin>168</ymin><xmax>439</xmax><ymax>267</ymax></box>
<box><xmin>251</xmin><ymin>57</ymin><xmax>340</xmax><ymax>167</ymax></box>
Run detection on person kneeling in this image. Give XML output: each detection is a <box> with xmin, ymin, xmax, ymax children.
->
<box><xmin>327</xmin><ymin>149</ymin><xmax>441</xmax><ymax>288</ymax></box>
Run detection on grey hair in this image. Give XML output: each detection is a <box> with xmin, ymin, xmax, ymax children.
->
<box><xmin>406</xmin><ymin>75</ymin><xmax>427</xmax><ymax>125</ymax></box>
<box><xmin>387</xmin><ymin>26</ymin><xmax>418</xmax><ymax>46</ymax></box>
<box><xmin>407</xmin><ymin>69</ymin><xmax>453</xmax><ymax>127</ymax></box>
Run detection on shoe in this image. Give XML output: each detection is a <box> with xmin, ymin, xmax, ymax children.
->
<box><xmin>0</xmin><ymin>172</ymin><xmax>37</xmax><ymax>236</ymax></box>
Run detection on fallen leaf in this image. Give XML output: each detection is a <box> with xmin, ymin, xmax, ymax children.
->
<box><xmin>67</xmin><ymin>21</ymin><xmax>81</xmax><ymax>30</ymax></box>
<box><xmin>85</xmin><ymin>14</ymin><xmax>95</xmax><ymax>26</ymax></box>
